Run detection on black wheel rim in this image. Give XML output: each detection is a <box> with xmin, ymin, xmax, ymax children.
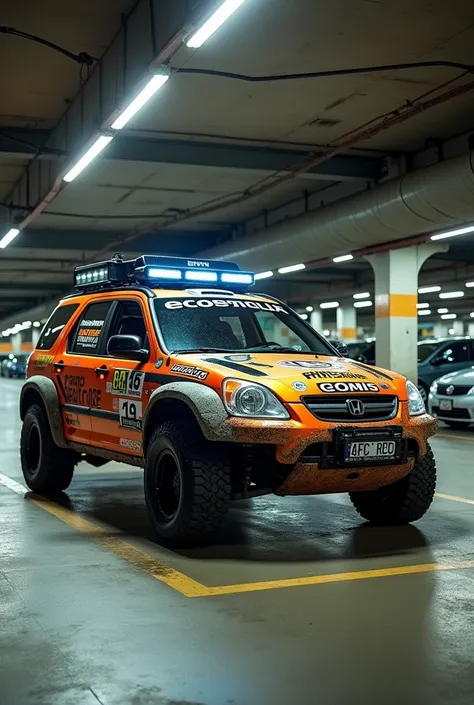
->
<box><xmin>26</xmin><ymin>424</ymin><xmax>41</xmax><ymax>475</ymax></box>
<box><xmin>155</xmin><ymin>450</ymin><xmax>181</xmax><ymax>521</ymax></box>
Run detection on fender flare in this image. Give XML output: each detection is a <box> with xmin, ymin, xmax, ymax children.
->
<box><xmin>143</xmin><ymin>382</ymin><xmax>233</xmax><ymax>444</ymax></box>
<box><xmin>20</xmin><ymin>376</ymin><xmax>68</xmax><ymax>448</ymax></box>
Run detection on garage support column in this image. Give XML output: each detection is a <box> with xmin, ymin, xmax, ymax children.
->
<box><xmin>366</xmin><ymin>244</ymin><xmax>448</xmax><ymax>382</ymax></box>
<box><xmin>32</xmin><ymin>328</ymin><xmax>40</xmax><ymax>347</ymax></box>
<box><xmin>336</xmin><ymin>306</ymin><xmax>357</xmax><ymax>342</ymax></box>
<box><xmin>310</xmin><ymin>309</ymin><xmax>323</xmax><ymax>333</ymax></box>
<box><xmin>11</xmin><ymin>333</ymin><xmax>21</xmax><ymax>355</ymax></box>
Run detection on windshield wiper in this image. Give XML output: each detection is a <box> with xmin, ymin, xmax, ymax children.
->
<box><xmin>170</xmin><ymin>348</ymin><xmax>230</xmax><ymax>355</ymax></box>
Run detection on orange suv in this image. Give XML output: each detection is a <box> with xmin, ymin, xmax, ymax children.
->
<box><xmin>21</xmin><ymin>255</ymin><xmax>438</xmax><ymax>544</ymax></box>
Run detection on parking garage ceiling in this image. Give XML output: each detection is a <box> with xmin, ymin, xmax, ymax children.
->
<box><xmin>1</xmin><ymin>0</ymin><xmax>474</xmax><ymax>322</ymax></box>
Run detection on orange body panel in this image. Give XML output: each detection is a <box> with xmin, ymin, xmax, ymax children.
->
<box><xmin>27</xmin><ymin>287</ymin><xmax>437</xmax><ymax>496</ymax></box>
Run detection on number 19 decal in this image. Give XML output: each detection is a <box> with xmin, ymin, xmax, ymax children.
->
<box><xmin>119</xmin><ymin>399</ymin><xmax>143</xmax><ymax>431</ymax></box>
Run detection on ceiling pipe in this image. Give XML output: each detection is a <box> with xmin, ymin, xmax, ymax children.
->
<box><xmin>199</xmin><ymin>150</ymin><xmax>474</xmax><ymax>271</ymax></box>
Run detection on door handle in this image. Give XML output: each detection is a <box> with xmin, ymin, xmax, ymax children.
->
<box><xmin>94</xmin><ymin>365</ymin><xmax>109</xmax><ymax>378</ymax></box>
<box><xmin>53</xmin><ymin>360</ymin><xmax>65</xmax><ymax>371</ymax></box>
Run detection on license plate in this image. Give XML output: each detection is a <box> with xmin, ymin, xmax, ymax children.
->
<box><xmin>344</xmin><ymin>440</ymin><xmax>398</xmax><ymax>463</ymax></box>
<box><xmin>439</xmin><ymin>399</ymin><xmax>453</xmax><ymax>411</ymax></box>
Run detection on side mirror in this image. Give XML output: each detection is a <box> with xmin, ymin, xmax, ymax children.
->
<box><xmin>330</xmin><ymin>340</ymin><xmax>349</xmax><ymax>357</ymax></box>
<box><xmin>107</xmin><ymin>335</ymin><xmax>149</xmax><ymax>362</ymax></box>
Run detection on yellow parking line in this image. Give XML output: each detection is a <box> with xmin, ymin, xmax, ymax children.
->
<box><xmin>436</xmin><ymin>433</ymin><xmax>474</xmax><ymax>442</ymax></box>
<box><xmin>436</xmin><ymin>492</ymin><xmax>474</xmax><ymax>506</ymax></box>
<box><xmin>2</xmin><ymin>473</ymin><xmax>474</xmax><ymax>598</ymax></box>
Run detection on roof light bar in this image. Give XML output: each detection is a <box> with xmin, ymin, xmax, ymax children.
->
<box><xmin>278</xmin><ymin>264</ymin><xmax>306</xmax><ymax>274</ymax></box>
<box><xmin>221</xmin><ymin>272</ymin><xmax>254</xmax><ymax>285</ymax></box>
<box><xmin>0</xmin><ymin>228</ymin><xmax>20</xmax><ymax>248</ymax></box>
<box><xmin>333</xmin><ymin>254</ymin><xmax>354</xmax><ymax>263</ymax></box>
<box><xmin>186</xmin><ymin>0</ymin><xmax>248</xmax><ymax>48</ymax></box>
<box><xmin>148</xmin><ymin>267</ymin><xmax>182</xmax><ymax>280</ymax></box>
<box><xmin>64</xmin><ymin>135</ymin><xmax>114</xmax><ymax>183</ymax></box>
<box><xmin>111</xmin><ymin>74</ymin><xmax>169</xmax><ymax>130</ymax></box>
<box><xmin>184</xmin><ymin>270</ymin><xmax>219</xmax><ymax>283</ymax></box>
<box><xmin>431</xmin><ymin>224</ymin><xmax>474</xmax><ymax>241</ymax></box>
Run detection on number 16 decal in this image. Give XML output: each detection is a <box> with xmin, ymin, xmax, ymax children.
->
<box><xmin>119</xmin><ymin>399</ymin><xmax>143</xmax><ymax>430</ymax></box>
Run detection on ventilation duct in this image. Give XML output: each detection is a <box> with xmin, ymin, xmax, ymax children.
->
<box><xmin>200</xmin><ymin>152</ymin><xmax>474</xmax><ymax>271</ymax></box>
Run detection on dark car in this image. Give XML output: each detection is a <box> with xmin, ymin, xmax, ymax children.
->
<box><xmin>5</xmin><ymin>354</ymin><xmax>28</xmax><ymax>378</ymax></box>
<box><xmin>346</xmin><ymin>341</ymin><xmax>375</xmax><ymax>364</ymax></box>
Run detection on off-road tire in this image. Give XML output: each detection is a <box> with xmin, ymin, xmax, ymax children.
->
<box><xmin>20</xmin><ymin>404</ymin><xmax>76</xmax><ymax>493</ymax></box>
<box><xmin>144</xmin><ymin>420</ymin><xmax>231</xmax><ymax>545</ymax></box>
<box><xmin>444</xmin><ymin>421</ymin><xmax>470</xmax><ymax>430</ymax></box>
<box><xmin>349</xmin><ymin>445</ymin><xmax>436</xmax><ymax>525</ymax></box>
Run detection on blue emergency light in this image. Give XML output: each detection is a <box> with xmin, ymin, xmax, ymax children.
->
<box><xmin>74</xmin><ymin>255</ymin><xmax>255</xmax><ymax>292</ymax></box>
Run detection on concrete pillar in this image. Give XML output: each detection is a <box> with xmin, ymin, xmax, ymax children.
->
<box><xmin>450</xmin><ymin>320</ymin><xmax>464</xmax><ymax>336</ymax></box>
<box><xmin>434</xmin><ymin>322</ymin><xmax>448</xmax><ymax>339</ymax></box>
<box><xmin>468</xmin><ymin>323</ymin><xmax>474</xmax><ymax>337</ymax></box>
<box><xmin>336</xmin><ymin>306</ymin><xmax>357</xmax><ymax>342</ymax></box>
<box><xmin>11</xmin><ymin>333</ymin><xmax>21</xmax><ymax>355</ymax></box>
<box><xmin>310</xmin><ymin>310</ymin><xmax>323</xmax><ymax>333</ymax></box>
<box><xmin>366</xmin><ymin>243</ymin><xmax>448</xmax><ymax>382</ymax></box>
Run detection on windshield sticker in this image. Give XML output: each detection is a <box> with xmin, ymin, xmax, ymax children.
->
<box><xmin>109</xmin><ymin>369</ymin><xmax>145</xmax><ymax>398</ymax></box>
<box><xmin>277</xmin><ymin>360</ymin><xmax>344</xmax><ymax>370</ymax></box>
<box><xmin>164</xmin><ymin>299</ymin><xmax>288</xmax><ymax>313</ymax></box>
<box><xmin>171</xmin><ymin>364</ymin><xmax>209</xmax><ymax>381</ymax></box>
<box><xmin>317</xmin><ymin>382</ymin><xmax>380</xmax><ymax>393</ymax></box>
<box><xmin>292</xmin><ymin>381</ymin><xmax>307</xmax><ymax>392</ymax></box>
<box><xmin>119</xmin><ymin>399</ymin><xmax>142</xmax><ymax>431</ymax></box>
<box><xmin>303</xmin><ymin>370</ymin><xmax>367</xmax><ymax>380</ymax></box>
<box><xmin>75</xmin><ymin>318</ymin><xmax>106</xmax><ymax>351</ymax></box>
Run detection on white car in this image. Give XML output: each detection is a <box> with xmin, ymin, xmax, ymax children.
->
<box><xmin>428</xmin><ymin>367</ymin><xmax>474</xmax><ymax>429</ymax></box>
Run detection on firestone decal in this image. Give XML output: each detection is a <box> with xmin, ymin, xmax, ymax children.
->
<box><xmin>317</xmin><ymin>382</ymin><xmax>380</xmax><ymax>393</ymax></box>
<box><xmin>302</xmin><ymin>370</ymin><xmax>366</xmax><ymax>380</ymax></box>
<box><xmin>171</xmin><ymin>364</ymin><xmax>209</xmax><ymax>381</ymax></box>
<box><xmin>164</xmin><ymin>299</ymin><xmax>287</xmax><ymax>314</ymax></box>
<box><xmin>277</xmin><ymin>360</ymin><xmax>344</xmax><ymax>370</ymax></box>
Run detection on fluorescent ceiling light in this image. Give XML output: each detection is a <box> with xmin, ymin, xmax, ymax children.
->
<box><xmin>33</xmin><ymin>321</ymin><xmax>41</xmax><ymax>327</ymax></box>
<box><xmin>465</xmin><ymin>282</ymin><xmax>474</xmax><ymax>288</ymax></box>
<box><xmin>0</xmin><ymin>228</ymin><xmax>20</xmax><ymax>248</ymax></box>
<box><xmin>64</xmin><ymin>135</ymin><xmax>114</xmax><ymax>183</ymax></box>
<box><xmin>417</xmin><ymin>303</ymin><xmax>430</xmax><ymax>309</ymax></box>
<box><xmin>470</xmin><ymin>312</ymin><xmax>474</xmax><ymax>318</ymax></box>
<box><xmin>439</xmin><ymin>291</ymin><xmax>464</xmax><ymax>299</ymax></box>
<box><xmin>353</xmin><ymin>292</ymin><xmax>370</xmax><ymax>300</ymax></box>
<box><xmin>299</xmin><ymin>313</ymin><xmax>308</xmax><ymax>320</ymax></box>
<box><xmin>323</xmin><ymin>329</ymin><xmax>330</xmax><ymax>336</ymax></box>
<box><xmin>441</xmin><ymin>313</ymin><xmax>457</xmax><ymax>319</ymax></box>
<box><xmin>278</xmin><ymin>263</ymin><xmax>306</xmax><ymax>274</ymax></box>
<box><xmin>187</xmin><ymin>0</ymin><xmax>248</xmax><ymax>48</ymax></box>
<box><xmin>320</xmin><ymin>301</ymin><xmax>339</xmax><ymax>309</ymax></box>
<box><xmin>254</xmin><ymin>271</ymin><xmax>273</xmax><ymax>281</ymax></box>
<box><xmin>306</xmin><ymin>306</ymin><xmax>313</xmax><ymax>312</ymax></box>
<box><xmin>418</xmin><ymin>310</ymin><xmax>431</xmax><ymax>316</ymax></box>
<box><xmin>354</xmin><ymin>301</ymin><xmax>372</xmax><ymax>308</ymax></box>
<box><xmin>431</xmin><ymin>224</ymin><xmax>474</xmax><ymax>241</ymax></box>
<box><xmin>437</xmin><ymin>308</ymin><xmax>449</xmax><ymax>314</ymax></box>
<box><xmin>449</xmin><ymin>328</ymin><xmax>456</xmax><ymax>335</ymax></box>
<box><xmin>111</xmin><ymin>74</ymin><xmax>169</xmax><ymax>130</ymax></box>
<box><xmin>418</xmin><ymin>285</ymin><xmax>441</xmax><ymax>294</ymax></box>
<box><xmin>333</xmin><ymin>254</ymin><xmax>354</xmax><ymax>263</ymax></box>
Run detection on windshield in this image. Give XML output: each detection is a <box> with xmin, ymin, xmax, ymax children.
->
<box><xmin>154</xmin><ymin>296</ymin><xmax>335</xmax><ymax>355</ymax></box>
<box><xmin>417</xmin><ymin>342</ymin><xmax>440</xmax><ymax>362</ymax></box>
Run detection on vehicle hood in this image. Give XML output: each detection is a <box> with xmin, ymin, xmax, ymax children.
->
<box><xmin>169</xmin><ymin>353</ymin><xmax>407</xmax><ymax>401</ymax></box>
<box><xmin>436</xmin><ymin>367</ymin><xmax>474</xmax><ymax>386</ymax></box>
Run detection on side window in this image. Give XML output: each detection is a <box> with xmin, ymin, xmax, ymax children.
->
<box><xmin>72</xmin><ymin>301</ymin><xmax>113</xmax><ymax>354</ymax></box>
<box><xmin>36</xmin><ymin>304</ymin><xmax>79</xmax><ymax>350</ymax></box>
<box><xmin>106</xmin><ymin>301</ymin><xmax>148</xmax><ymax>355</ymax></box>
<box><xmin>439</xmin><ymin>342</ymin><xmax>470</xmax><ymax>364</ymax></box>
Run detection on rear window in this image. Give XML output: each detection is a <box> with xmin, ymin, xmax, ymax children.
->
<box><xmin>36</xmin><ymin>304</ymin><xmax>79</xmax><ymax>350</ymax></box>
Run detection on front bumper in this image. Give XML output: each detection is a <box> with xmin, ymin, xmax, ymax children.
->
<box><xmin>428</xmin><ymin>392</ymin><xmax>474</xmax><ymax>423</ymax></box>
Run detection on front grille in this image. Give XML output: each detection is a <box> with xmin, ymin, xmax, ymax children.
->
<box><xmin>303</xmin><ymin>395</ymin><xmax>398</xmax><ymax>422</ymax></box>
<box><xmin>437</xmin><ymin>384</ymin><xmax>472</xmax><ymax>396</ymax></box>
<box><xmin>432</xmin><ymin>406</ymin><xmax>470</xmax><ymax>419</ymax></box>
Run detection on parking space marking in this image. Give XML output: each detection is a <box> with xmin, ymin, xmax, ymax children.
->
<box><xmin>436</xmin><ymin>492</ymin><xmax>474</xmax><ymax>506</ymax></box>
<box><xmin>436</xmin><ymin>433</ymin><xmax>474</xmax><ymax>442</ymax></box>
<box><xmin>2</xmin><ymin>473</ymin><xmax>474</xmax><ymax>598</ymax></box>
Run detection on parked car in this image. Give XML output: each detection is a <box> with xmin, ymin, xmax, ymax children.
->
<box><xmin>428</xmin><ymin>367</ymin><xmax>474</xmax><ymax>429</ymax></box>
<box><xmin>1</xmin><ymin>356</ymin><xmax>14</xmax><ymax>377</ymax></box>
<box><xmin>4</xmin><ymin>354</ymin><xmax>28</xmax><ymax>378</ymax></box>
<box><xmin>417</xmin><ymin>337</ymin><xmax>474</xmax><ymax>402</ymax></box>
<box><xmin>346</xmin><ymin>341</ymin><xmax>375</xmax><ymax>364</ymax></box>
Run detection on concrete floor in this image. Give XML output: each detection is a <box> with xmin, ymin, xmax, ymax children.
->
<box><xmin>1</xmin><ymin>378</ymin><xmax>473</xmax><ymax>705</ymax></box>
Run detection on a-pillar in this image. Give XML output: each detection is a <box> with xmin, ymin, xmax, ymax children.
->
<box><xmin>309</xmin><ymin>309</ymin><xmax>323</xmax><ymax>333</ymax></box>
<box><xmin>366</xmin><ymin>244</ymin><xmax>448</xmax><ymax>382</ymax></box>
<box><xmin>336</xmin><ymin>305</ymin><xmax>357</xmax><ymax>342</ymax></box>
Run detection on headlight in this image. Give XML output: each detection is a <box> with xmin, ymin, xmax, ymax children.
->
<box><xmin>407</xmin><ymin>380</ymin><xmax>425</xmax><ymax>416</ymax></box>
<box><xmin>222</xmin><ymin>379</ymin><xmax>289</xmax><ymax>419</ymax></box>
<box><xmin>430</xmin><ymin>381</ymin><xmax>438</xmax><ymax>394</ymax></box>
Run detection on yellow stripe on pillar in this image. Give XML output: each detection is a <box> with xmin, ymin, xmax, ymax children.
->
<box><xmin>376</xmin><ymin>294</ymin><xmax>417</xmax><ymax>318</ymax></box>
<box><xmin>341</xmin><ymin>327</ymin><xmax>357</xmax><ymax>339</ymax></box>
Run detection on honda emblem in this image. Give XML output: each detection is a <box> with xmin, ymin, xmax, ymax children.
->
<box><xmin>346</xmin><ymin>399</ymin><xmax>365</xmax><ymax>416</ymax></box>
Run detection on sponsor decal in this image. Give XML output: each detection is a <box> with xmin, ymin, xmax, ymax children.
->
<box><xmin>302</xmin><ymin>370</ymin><xmax>367</xmax><ymax>380</ymax></box>
<box><xmin>277</xmin><ymin>360</ymin><xmax>344</xmax><ymax>370</ymax></box>
<box><xmin>317</xmin><ymin>382</ymin><xmax>380</xmax><ymax>393</ymax></box>
<box><xmin>292</xmin><ymin>381</ymin><xmax>307</xmax><ymax>392</ymax></box>
<box><xmin>380</xmin><ymin>383</ymin><xmax>390</xmax><ymax>390</ymax></box>
<box><xmin>187</xmin><ymin>260</ymin><xmax>210</xmax><ymax>268</ymax></box>
<box><xmin>75</xmin><ymin>318</ymin><xmax>105</xmax><ymax>351</ymax></box>
<box><xmin>155</xmin><ymin>357</ymin><xmax>164</xmax><ymax>369</ymax></box>
<box><xmin>224</xmin><ymin>354</ymin><xmax>252</xmax><ymax>362</ymax></box>
<box><xmin>171</xmin><ymin>364</ymin><xmax>209</xmax><ymax>381</ymax></box>
<box><xmin>110</xmin><ymin>369</ymin><xmax>145</xmax><ymax>398</ymax></box>
<box><xmin>119</xmin><ymin>399</ymin><xmax>142</xmax><ymax>431</ymax></box>
<box><xmin>164</xmin><ymin>299</ymin><xmax>287</xmax><ymax>314</ymax></box>
<box><xmin>33</xmin><ymin>353</ymin><xmax>55</xmax><ymax>369</ymax></box>
<box><xmin>65</xmin><ymin>413</ymin><xmax>81</xmax><ymax>428</ymax></box>
<box><xmin>63</xmin><ymin>375</ymin><xmax>102</xmax><ymax>407</ymax></box>
<box><xmin>120</xmin><ymin>438</ymin><xmax>142</xmax><ymax>452</ymax></box>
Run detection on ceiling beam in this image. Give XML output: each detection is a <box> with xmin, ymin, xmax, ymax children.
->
<box><xmin>0</xmin><ymin>129</ymin><xmax>383</xmax><ymax>183</ymax></box>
